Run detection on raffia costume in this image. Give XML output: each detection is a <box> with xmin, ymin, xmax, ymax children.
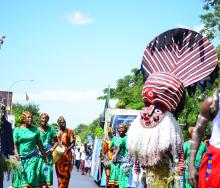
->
<box><xmin>127</xmin><ymin>28</ymin><xmax>218</xmax><ymax>187</ymax></box>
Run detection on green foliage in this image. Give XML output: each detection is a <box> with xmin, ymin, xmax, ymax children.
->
<box><xmin>74</xmin><ymin>116</ymin><xmax>104</xmax><ymax>143</ymax></box>
<box><xmin>98</xmin><ymin>68</ymin><xmax>144</xmax><ymax>110</ymax></box>
<box><xmin>200</xmin><ymin>0</ymin><xmax>220</xmax><ymax>43</ymax></box>
<box><xmin>178</xmin><ymin>81</ymin><xmax>220</xmax><ymax>140</ymax></box>
<box><xmin>74</xmin><ymin>123</ymin><xmax>89</xmax><ymax>143</ymax></box>
<box><xmin>12</xmin><ymin>103</ymin><xmax>40</xmax><ymax>127</ymax></box>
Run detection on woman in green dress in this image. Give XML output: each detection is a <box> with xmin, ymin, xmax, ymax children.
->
<box><xmin>109</xmin><ymin>123</ymin><xmax>129</xmax><ymax>188</ymax></box>
<box><xmin>38</xmin><ymin>113</ymin><xmax>58</xmax><ymax>187</ymax></box>
<box><xmin>183</xmin><ymin>127</ymin><xmax>207</xmax><ymax>188</ymax></box>
<box><xmin>13</xmin><ymin>111</ymin><xmax>49</xmax><ymax>188</ymax></box>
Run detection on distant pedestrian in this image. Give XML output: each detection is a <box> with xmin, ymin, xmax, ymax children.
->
<box><xmin>55</xmin><ymin>116</ymin><xmax>75</xmax><ymax>188</ymax></box>
<box><xmin>85</xmin><ymin>143</ymin><xmax>93</xmax><ymax>176</ymax></box>
<box><xmin>74</xmin><ymin>147</ymin><xmax>81</xmax><ymax>172</ymax></box>
<box><xmin>80</xmin><ymin>144</ymin><xmax>86</xmax><ymax>175</ymax></box>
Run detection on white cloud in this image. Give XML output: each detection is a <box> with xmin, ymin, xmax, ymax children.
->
<box><xmin>67</xmin><ymin>11</ymin><xmax>94</xmax><ymax>25</ymax></box>
<box><xmin>13</xmin><ymin>90</ymin><xmax>100</xmax><ymax>103</ymax></box>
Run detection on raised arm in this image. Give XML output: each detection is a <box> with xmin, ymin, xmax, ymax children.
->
<box><xmin>188</xmin><ymin>96</ymin><xmax>214</xmax><ymax>186</ymax></box>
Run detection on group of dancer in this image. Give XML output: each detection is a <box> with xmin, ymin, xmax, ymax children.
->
<box><xmin>2</xmin><ymin>109</ymin><xmax>75</xmax><ymax>188</ymax></box>
<box><xmin>100</xmin><ymin>28</ymin><xmax>219</xmax><ymax>188</ymax></box>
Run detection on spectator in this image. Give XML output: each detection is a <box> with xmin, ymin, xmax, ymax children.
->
<box><xmin>74</xmin><ymin>147</ymin><xmax>81</xmax><ymax>172</ymax></box>
<box><xmin>85</xmin><ymin>143</ymin><xmax>93</xmax><ymax>176</ymax></box>
<box><xmin>0</xmin><ymin>103</ymin><xmax>14</xmax><ymax>187</ymax></box>
<box><xmin>80</xmin><ymin>145</ymin><xmax>86</xmax><ymax>175</ymax></box>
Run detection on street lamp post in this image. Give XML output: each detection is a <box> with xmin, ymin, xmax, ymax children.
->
<box><xmin>7</xmin><ymin>79</ymin><xmax>34</xmax><ymax>115</ymax></box>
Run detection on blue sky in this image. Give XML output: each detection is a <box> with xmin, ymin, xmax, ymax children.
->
<box><xmin>0</xmin><ymin>0</ymin><xmax>207</xmax><ymax>129</ymax></box>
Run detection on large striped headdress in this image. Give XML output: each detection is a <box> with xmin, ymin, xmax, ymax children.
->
<box><xmin>141</xmin><ymin>28</ymin><xmax>218</xmax><ymax>112</ymax></box>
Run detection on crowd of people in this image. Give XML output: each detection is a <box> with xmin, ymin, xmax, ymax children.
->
<box><xmin>72</xmin><ymin>143</ymin><xmax>93</xmax><ymax>176</ymax></box>
<box><xmin>0</xmin><ymin>108</ymin><xmax>75</xmax><ymax>188</ymax></box>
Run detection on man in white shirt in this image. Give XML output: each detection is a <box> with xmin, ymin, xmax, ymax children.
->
<box><xmin>74</xmin><ymin>147</ymin><xmax>81</xmax><ymax>172</ymax></box>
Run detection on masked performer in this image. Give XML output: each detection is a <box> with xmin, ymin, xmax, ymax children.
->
<box><xmin>38</xmin><ymin>113</ymin><xmax>58</xmax><ymax>187</ymax></box>
<box><xmin>55</xmin><ymin>116</ymin><xmax>75</xmax><ymax>188</ymax></box>
<box><xmin>127</xmin><ymin>28</ymin><xmax>218</xmax><ymax>187</ymax></box>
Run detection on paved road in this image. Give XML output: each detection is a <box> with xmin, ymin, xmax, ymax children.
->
<box><xmin>4</xmin><ymin>169</ymin><xmax>100</xmax><ymax>188</ymax></box>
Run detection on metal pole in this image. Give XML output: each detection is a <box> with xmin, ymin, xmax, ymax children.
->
<box><xmin>7</xmin><ymin>79</ymin><xmax>34</xmax><ymax>115</ymax></box>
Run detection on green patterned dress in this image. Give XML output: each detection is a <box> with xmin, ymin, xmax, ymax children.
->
<box><xmin>118</xmin><ymin>136</ymin><xmax>129</xmax><ymax>188</ymax></box>
<box><xmin>109</xmin><ymin>136</ymin><xmax>129</xmax><ymax>188</ymax></box>
<box><xmin>12</xmin><ymin>126</ymin><xmax>41</xmax><ymax>188</ymax></box>
<box><xmin>38</xmin><ymin>126</ymin><xmax>57</xmax><ymax>187</ymax></box>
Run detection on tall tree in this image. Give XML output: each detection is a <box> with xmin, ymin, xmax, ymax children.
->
<box><xmin>73</xmin><ymin>116</ymin><xmax>104</xmax><ymax>143</ymax></box>
<box><xmin>200</xmin><ymin>0</ymin><xmax>220</xmax><ymax>42</ymax></box>
<box><xmin>98</xmin><ymin>68</ymin><xmax>144</xmax><ymax>110</ymax></box>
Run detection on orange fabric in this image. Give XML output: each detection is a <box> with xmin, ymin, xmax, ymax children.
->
<box><xmin>102</xmin><ymin>139</ymin><xmax>113</xmax><ymax>160</ymax></box>
<box><xmin>55</xmin><ymin>128</ymin><xmax>74</xmax><ymax>188</ymax></box>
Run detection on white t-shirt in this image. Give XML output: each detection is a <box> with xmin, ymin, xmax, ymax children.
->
<box><xmin>75</xmin><ymin>149</ymin><xmax>81</xmax><ymax>160</ymax></box>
